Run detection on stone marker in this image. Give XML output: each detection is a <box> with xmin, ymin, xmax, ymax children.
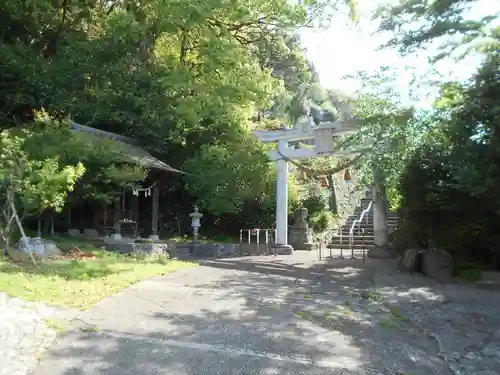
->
<box><xmin>15</xmin><ymin>237</ymin><xmax>61</xmax><ymax>258</ymax></box>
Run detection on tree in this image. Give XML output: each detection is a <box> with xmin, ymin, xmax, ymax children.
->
<box><xmin>0</xmin><ymin>0</ymin><xmax>363</xmax><ymax>236</ymax></box>
<box><xmin>375</xmin><ymin>0</ymin><xmax>499</xmax><ymax>61</ymax></box>
<box><xmin>373</xmin><ymin>0</ymin><xmax>500</xmax><ymax>267</ymax></box>
<box><xmin>0</xmin><ymin>120</ymin><xmax>85</xmax><ymax>262</ymax></box>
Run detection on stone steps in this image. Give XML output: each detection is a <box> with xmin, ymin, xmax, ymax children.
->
<box><xmin>328</xmin><ymin>190</ymin><xmax>398</xmax><ymax>250</ymax></box>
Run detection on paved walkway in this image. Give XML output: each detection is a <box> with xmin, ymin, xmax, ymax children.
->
<box><xmin>33</xmin><ymin>251</ymin><xmax>500</xmax><ymax>375</ymax></box>
<box><xmin>0</xmin><ymin>293</ymin><xmax>76</xmax><ymax>375</ymax></box>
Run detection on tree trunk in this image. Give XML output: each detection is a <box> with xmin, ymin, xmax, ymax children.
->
<box><xmin>327</xmin><ymin>174</ymin><xmax>338</xmax><ymax>214</ymax></box>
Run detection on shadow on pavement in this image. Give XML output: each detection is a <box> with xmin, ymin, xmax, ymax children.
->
<box><xmin>35</xmin><ymin>255</ymin><xmax>500</xmax><ymax>375</ymax></box>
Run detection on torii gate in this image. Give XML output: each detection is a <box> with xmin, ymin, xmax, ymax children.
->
<box><xmin>254</xmin><ymin>117</ymin><xmax>387</xmax><ymax>253</ymax></box>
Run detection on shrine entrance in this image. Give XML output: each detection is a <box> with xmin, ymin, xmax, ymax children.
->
<box><xmin>253</xmin><ymin>115</ymin><xmax>387</xmax><ymax>253</ymax></box>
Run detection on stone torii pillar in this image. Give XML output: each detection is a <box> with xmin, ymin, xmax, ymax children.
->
<box><xmin>254</xmin><ymin>117</ymin><xmax>361</xmax><ymax>254</ymax></box>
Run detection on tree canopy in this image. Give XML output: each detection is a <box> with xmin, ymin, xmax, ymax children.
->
<box><xmin>0</xmin><ymin>0</ymin><xmax>359</xmax><ymax>237</ymax></box>
<box><xmin>2</xmin><ymin>0</ymin><xmax>500</xmax><ymax>271</ymax></box>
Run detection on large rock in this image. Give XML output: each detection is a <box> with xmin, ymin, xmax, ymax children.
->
<box><xmin>15</xmin><ymin>237</ymin><xmax>61</xmax><ymax>258</ymax></box>
<box><xmin>421</xmin><ymin>249</ymin><xmax>454</xmax><ymax>282</ymax></box>
<box><xmin>398</xmin><ymin>248</ymin><xmax>424</xmax><ymax>273</ymax></box>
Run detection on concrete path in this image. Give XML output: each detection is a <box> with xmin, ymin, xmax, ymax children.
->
<box><xmin>33</xmin><ymin>251</ymin><xmax>500</xmax><ymax>375</ymax></box>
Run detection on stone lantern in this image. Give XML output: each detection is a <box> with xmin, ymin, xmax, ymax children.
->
<box><xmin>189</xmin><ymin>206</ymin><xmax>203</xmax><ymax>243</ymax></box>
<box><xmin>313</xmin><ymin>122</ymin><xmax>338</xmax><ymax>157</ymax></box>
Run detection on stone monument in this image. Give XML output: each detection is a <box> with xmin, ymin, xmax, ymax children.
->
<box><xmin>288</xmin><ymin>207</ymin><xmax>317</xmax><ymax>251</ymax></box>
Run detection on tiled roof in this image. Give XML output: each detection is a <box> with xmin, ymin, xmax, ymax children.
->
<box><xmin>69</xmin><ymin>122</ymin><xmax>183</xmax><ymax>173</ymax></box>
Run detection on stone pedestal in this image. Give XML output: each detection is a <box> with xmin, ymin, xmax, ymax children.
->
<box><xmin>270</xmin><ymin>243</ymin><xmax>294</xmax><ymax>255</ymax></box>
<box><xmin>110</xmin><ymin>233</ymin><xmax>123</xmax><ymax>241</ymax></box>
<box><xmin>288</xmin><ymin>228</ymin><xmax>317</xmax><ymax>250</ymax></box>
<box><xmin>288</xmin><ymin>207</ymin><xmax>317</xmax><ymax>251</ymax></box>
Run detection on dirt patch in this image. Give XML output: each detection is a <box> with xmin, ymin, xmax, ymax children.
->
<box><xmin>51</xmin><ymin>247</ymin><xmax>97</xmax><ymax>261</ymax></box>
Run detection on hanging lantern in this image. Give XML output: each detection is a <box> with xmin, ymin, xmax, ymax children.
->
<box><xmin>318</xmin><ymin>175</ymin><xmax>329</xmax><ymax>187</ymax></box>
<box><xmin>343</xmin><ymin>169</ymin><xmax>352</xmax><ymax>182</ymax></box>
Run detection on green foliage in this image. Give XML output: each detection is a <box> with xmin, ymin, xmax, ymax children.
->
<box><xmin>309</xmin><ymin>210</ymin><xmax>335</xmax><ymax>233</ymax></box>
<box><xmin>0</xmin><ymin>124</ymin><xmax>85</xmax><ymax>216</ymax></box>
<box><xmin>339</xmin><ymin>91</ymin><xmax>425</xmax><ymax>208</ymax></box>
<box><xmin>375</xmin><ymin>0</ymin><xmax>499</xmax><ymax>61</ymax></box>
<box><xmin>22</xmin><ymin>116</ymin><xmax>147</xmax><ymax>203</ymax></box>
<box><xmin>397</xmin><ymin>48</ymin><xmax>500</xmax><ymax>266</ymax></box>
<box><xmin>0</xmin><ymin>236</ymin><xmax>195</xmax><ymax>309</ymax></box>
<box><xmin>0</xmin><ymin>0</ymin><xmax>360</xmax><ymax>234</ymax></box>
<box><xmin>301</xmin><ymin>182</ymin><xmax>330</xmax><ymax>217</ymax></box>
<box><xmin>372</xmin><ymin>1</ymin><xmax>500</xmax><ymax>268</ymax></box>
<box><xmin>184</xmin><ymin>131</ymin><xmax>271</xmax><ymax>215</ymax></box>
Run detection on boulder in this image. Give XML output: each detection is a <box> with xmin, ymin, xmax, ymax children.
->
<box><xmin>16</xmin><ymin>237</ymin><xmax>62</xmax><ymax>258</ymax></box>
<box><xmin>399</xmin><ymin>248</ymin><xmax>424</xmax><ymax>273</ymax></box>
<box><xmin>421</xmin><ymin>249</ymin><xmax>454</xmax><ymax>282</ymax></box>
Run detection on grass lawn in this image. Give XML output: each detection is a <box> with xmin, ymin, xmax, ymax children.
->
<box><xmin>0</xmin><ymin>236</ymin><xmax>197</xmax><ymax>310</ymax></box>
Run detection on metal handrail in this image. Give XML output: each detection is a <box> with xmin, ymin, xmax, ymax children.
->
<box><xmin>239</xmin><ymin>228</ymin><xmax>277</xmax><ymax>256</ymax></box>
<box><xmin>316</xmin><ymin>227</ymin><xmax>336</xmax><ymax>260</ymax></box>
<box><xmin>348</xmin><ymin>200</ymin><xmax>373</xmax><ymax>258</ymax></box>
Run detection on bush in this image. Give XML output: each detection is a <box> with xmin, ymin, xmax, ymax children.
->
<box><xmin>301</xmin><ymin>183</ymin><xmax>330</xmax><ymax>219</ymax></box>
<box><xmin>309</xmin><ymin>210</ymin><xmax>335</xmax><ymax>233</ymax></box>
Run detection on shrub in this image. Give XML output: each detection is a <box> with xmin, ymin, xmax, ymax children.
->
<box><xmin>309</xmin><ymin>210</ymin><xmax>335</xmax><ymax>233</ymax></box>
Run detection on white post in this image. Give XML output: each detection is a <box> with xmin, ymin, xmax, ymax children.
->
<box><xmin>275</xmin><ymin>140</ymin><xmax>293</xmax><ymax>253</ymax></box>
<box><xmin>373</xmin><ymin>175</ymin><xmax>388</xmax><ymax>248</ymax></box>
<box><xmin>276</xmin><ymin>140</ymin><xmax>288</xmax><ymax>245</ymax></box>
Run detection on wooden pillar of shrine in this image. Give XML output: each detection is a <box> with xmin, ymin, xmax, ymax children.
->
<box><xmin>150</xmin><ymin>185</ymin><xmax>159</xmax><ymax>241</ymax></box>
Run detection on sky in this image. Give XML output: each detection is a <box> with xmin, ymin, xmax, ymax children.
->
<box><xmin>299</xmin><ymin>0</ymin><xmax>500</xmax><ymax>107</ymax></box>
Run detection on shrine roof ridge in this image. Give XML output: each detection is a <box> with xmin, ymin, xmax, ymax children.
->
<box><xmin>69</xmin><ymin>121</ymin><xmax>184</xmax><ymax>173</ymax></box>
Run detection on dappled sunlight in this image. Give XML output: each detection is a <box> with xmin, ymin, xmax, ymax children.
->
<box><xmin>378</xmin><ymin>286</ymin><xmax>445</xmax><ymax>303</ymax></box>
<box><xmin>34</xmin><ymin>253</ymin><xmax>500</xmax><ymax>375</ymax></box>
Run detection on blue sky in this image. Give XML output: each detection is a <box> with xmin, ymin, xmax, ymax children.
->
<box><xmin>299</xmin><ymin>0</ymin><xmax>499</xmax><ymax>106</ymax></box>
